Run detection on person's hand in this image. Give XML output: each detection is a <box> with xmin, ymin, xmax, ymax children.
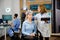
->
<box><xmin>30</xmin><ymin>33</ymin><xmax>35</xmax><ymax>36</ymax></box>
<box><xmin>8</xmin><ymin>23</ymin><xmax>10</xmax><ymax>25</ymax></box>
<box><xmin>8</xmin><ymin>23</ymin><xmax>14</xmax><ymax>27</ymax></box>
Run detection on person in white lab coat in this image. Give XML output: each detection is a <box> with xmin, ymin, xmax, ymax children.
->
<box><xmin>34</xmin><ymin>5</ymin><xmax>51</xmax><ymax>40</ymax></box>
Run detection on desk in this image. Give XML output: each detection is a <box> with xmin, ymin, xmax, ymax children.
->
<box><xmin>0</xmin><ymin>24</ymin><xmax>10</xmax><ymax>40</ymax></box>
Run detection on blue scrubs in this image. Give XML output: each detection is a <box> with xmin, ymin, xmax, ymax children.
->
<box><xmin>22</xmin><ymin>20</ymin><xmax>37</xmax><ymax>36</ymax></box>
<box><xmin>7</xmin><ymin>18</ymin><xmax>20</xmax><ymax>37</ymax></box>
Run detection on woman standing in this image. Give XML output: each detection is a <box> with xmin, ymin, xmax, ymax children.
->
<box><xmin>22</xmin><ymin>10</ymin><xmax>37</xmax><ymax>40</ymax></box>
<box><xmin>34</xmin><ymin>5</ymin><xmax>51</xmax><ymax>40</ymax></box>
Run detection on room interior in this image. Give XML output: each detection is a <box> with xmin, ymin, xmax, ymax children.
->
<box><xmin>0</xmin><ymin>0</ymin><xmax>60</xmax><ymax>40</ymax></box>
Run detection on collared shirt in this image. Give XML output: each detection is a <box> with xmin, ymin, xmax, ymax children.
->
<box><xmin>7</xmin><ymin>18</ymin><xmax>20</xmax><ymax>37</ymax></box>
<box><xmin>22</xmin><ymin>20</ymin><xmax>37</xmax><ymax>35</ymax></box>
<box><xmin>12</xmin><ymin>18</ymin><xmax>20</xmax><ymax>31</ymax></box>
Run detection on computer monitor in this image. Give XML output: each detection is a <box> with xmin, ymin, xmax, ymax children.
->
<box><xmin>44</xmin><ymin>4</ymin><xmax>52</xmax><ymax>10</ymax></box>
<box><xmin>30</xmin><ymin>4</ymin><xmax>38</xmax><ymax>11</ymax></box>
<box><xmin>2</xmin><ymin>15</ymin><xmax>12</xmax><ymax>23</ymax></box>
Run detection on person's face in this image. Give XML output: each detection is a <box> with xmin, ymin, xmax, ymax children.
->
<box><xmin>38</xmin><ymin>6</ymin><xmax>44</xmax><ymax>14</ymax></box>
<box><xmin>27</xmin><ymin>13</ymin><xmax>32</xmax><ymax>19</ymax></box>
<box><xmin>14</xmin><ymin>16</ymin><xmax>16</xmax><ymax>19</ymax></box>
<box><xmin>38</xmin><ymin>6</ymin><xmax>40</xmax><ymax>12</ymax></box>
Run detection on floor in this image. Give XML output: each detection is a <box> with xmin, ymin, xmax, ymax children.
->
<box><xmin>0</xmin><ymin>37</ymin><xmax>60</xmax><ymax>40</ymax></box>
<box><xmin>0</xmin><ymin>36</ymin><xmax>60</xmax><ymax>40</ymax></box>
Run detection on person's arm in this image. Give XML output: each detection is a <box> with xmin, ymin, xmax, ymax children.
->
<box><xmin>33</xmin><ymin>24</ymin><xmax>37</xmax><ymax>34</ymax></box>
<box><xmin>15</xmin><ymin>20</ymin><xmax>21</xmax><ymax>29</ymax></box>
<box><xmin>9</xmin><ymin>20</ymin><xmax>16</xmax><ymax>29</ymax></box>
<box><xmin>22</xmin><ymin>22</ymin><xmax>30</xmax><ymax>35</ymax></box>
<box><xmin>30</xmin><ymin>23</ymin><xmax>37</xmax><ymax>36</ymax></box>
<box><xmin>33</xmin><ymin>15</ymin><xmax>37</xmax><ymax>20</ymax></box>
<box><xmin>8</xmin><ymin>22</ymin><xmax>14</xmax><ymax>27</ymax></box>
<box><xmin>11</xmin><ymin>22</ymin><xmax>14</xmax><ymax>27</ymax></box>
<box><xmin>8</xmin><ymin>20</ymin><xmax>14</xmax><ymax>27</ymax></box>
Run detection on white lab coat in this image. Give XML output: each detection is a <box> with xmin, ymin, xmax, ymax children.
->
<box><xmin>34</xmin><ymin>12</ymin><xmax>51</xmax><ymax>37</ymax></box>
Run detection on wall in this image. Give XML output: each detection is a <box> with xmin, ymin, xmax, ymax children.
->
<box><xmin>0</xmin><ymin>0</ymin><xmax>4</xmax><ymax>18</ymax></box>
<box><xmin>55</xmin><ymin>0</ymin><xmax>60</xmax><ymax>32</ymax></box>
<box><xmin>20</xmin><ymin>0</ymin><xmax>52</xmax><ymax>15</ymax></box>
<box><xmin>0</xmin><ymin>0</ymin><xmax>20</xmax><ymax>19</ymax></box>
<box><xmin>12</xmin><ymin>0</ymin><xmax>20</xmax><ymax>19</ymax></box>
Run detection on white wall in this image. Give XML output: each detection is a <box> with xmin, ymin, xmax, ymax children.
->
<box><xmin>0</xmin><ymin>0</ymin><xmax>3</xmax><ymax>18</ymax></box>
<box><xmin>12</xmin><ymin>0</ymin><xmax>20</xmax><ymax>19</ymax></box>
<box><xmin>0</xmin><ymin>0</ymin><xmax>20</xmax><ymax>19</ymax></box>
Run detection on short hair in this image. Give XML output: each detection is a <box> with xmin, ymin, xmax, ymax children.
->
<box><xmin>14</xmin><ymin>14</ymin><xmax>18</xmax><ymax>17</ymax></box>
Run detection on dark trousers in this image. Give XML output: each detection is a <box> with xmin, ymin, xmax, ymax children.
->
<box><xmin>22</xmin><ymin>35</ymin><xmax>37</xmax><ymax>40</ymax></box>
<box><xmin>10</xmin><ymin>34</ymin><xmax>20</xmax><ymax>40</ymax></box>
<box><xmin>45</xmin><ymin>37</ymin><xmax>49</xmax><ymax>40</ymax></box>
<box><xmin>40</xmin><ymin>33</ymin><xmax>49</xmax><ymax>40</ymax></box>
<box><xmin>11</xmin><ymin>36</ymin><xmax>17</xmax><ymax>40</ymax></box>
<box><xmin>40</xmin><ymin>32</ymin><xmax>43</xmax><ymax>40</ymax></box>
<box><xmin>37</xmin><ymin>30</ymin><xmax>43</xmax><ymax>40</ymax></box>
<box><xmin>38</xmin><ymin>31</ymin><xmax>49</xmax><ymax>40</ymax></box>
<box><xmin>23</xmin><ymin>37</ymin><xmax>36</xmax><ymax>40</ymax></box>
<box><xmin>0</xmin><ymin>36</ymin><xmax>4</xmax><ymax>40</ymax></box>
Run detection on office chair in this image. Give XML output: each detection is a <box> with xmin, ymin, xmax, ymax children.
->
<box><xmin>21</xmin><ymin>34</ymin><xmax>38</xmax><ymax>40</ymax></box>
<box><xmin>13</xmin><ymin>25</ymin><xmax>21</xmax><ymax>40</ymax></box>
<box><xmin>21</xmin><ymin>34</ymin><xmax>34</xmax><ymax>40</ymax></box>
<box><xmin>21</xmin><ymin>32</ymin><xmax>38</xmax><ymax>40</ymax></box>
